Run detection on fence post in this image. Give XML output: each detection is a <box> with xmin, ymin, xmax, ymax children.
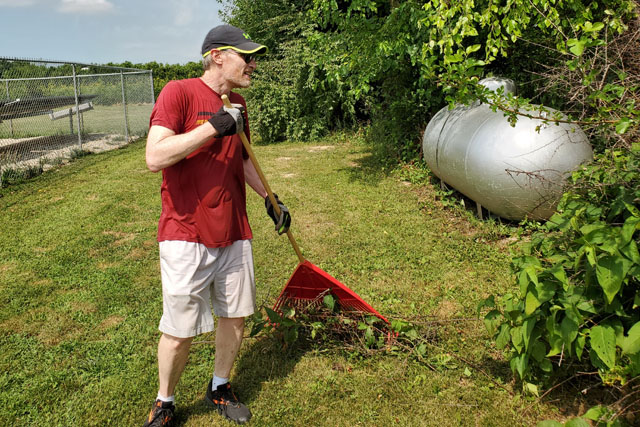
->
<box><xmin>5</xmin><ymin>80</ymin><xmax>14</xmax><ymax>137</ymax></box>
<box><xmin>71</xmin><ymin>64</ymin><xmax>82</xmax><ymax>149</ymax></box>
<box><xmin>149</xmin><ymin>69</ymin><xmax>156</xmax><ymax>105</ymax></box>
<box><xmin>120</xmin><ymin>70</ymin><xmax>130</xmax><ymax>142</ymax></box>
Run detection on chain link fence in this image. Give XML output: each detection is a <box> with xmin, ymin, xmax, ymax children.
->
<box><xmin>0</xmin><ymin>58</ymin><xmax>155</xmax><ymax>186</ymax></box>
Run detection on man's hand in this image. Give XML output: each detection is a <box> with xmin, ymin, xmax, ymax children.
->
<box><xmin>208</xmin><ymin>103</ymin><xmax>245</xmax><ymax>137</ymax></box>
<box><xmin>265</xmin><ymin>193</ymin><xmax>291</xmax><ymax>235</ymax></box>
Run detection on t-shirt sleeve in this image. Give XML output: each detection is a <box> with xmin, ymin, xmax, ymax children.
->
<box><xmin>149</xmin><ymin>81</ymin><xmax>185</xmax><ymax>134</ymax></box>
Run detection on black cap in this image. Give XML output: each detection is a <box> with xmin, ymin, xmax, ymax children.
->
<box><xmin>201</xmin><ymin>25</ymin><xmax>267</xmax><ymax>57</ymax></box>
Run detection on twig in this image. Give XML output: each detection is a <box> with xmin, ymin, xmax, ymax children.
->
<box><xmin>523</xmin><ymin>371</ymin><xmax>599</xmax><ymax>414</ymax></box>
<box><xmin>488</xmin><ymin>102</ymin><xmax>618</xmax><ymax>126</ymax></box>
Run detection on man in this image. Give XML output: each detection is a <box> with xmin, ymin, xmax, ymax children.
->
<box><xmin>142</xmin><ymin>25</ymin><xmax>291</xmax><ymax>426</ymax></box>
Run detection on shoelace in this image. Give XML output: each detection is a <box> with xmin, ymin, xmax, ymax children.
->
<box><xmin>149</xmin><ymin>404</ymin><xmax>173</xmax><ymax>425</ymax></box>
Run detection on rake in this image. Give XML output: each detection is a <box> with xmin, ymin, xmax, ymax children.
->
<box><xmin>221</xmin><ymin>95</ymin><xmax>388</xmax><ymax>324</ymax></box>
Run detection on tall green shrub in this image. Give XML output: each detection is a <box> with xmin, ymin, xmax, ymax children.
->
<box><xmin>481</xmin><ymin>146</ymin><xmax>640</xmax><ymax>388</ymax></box>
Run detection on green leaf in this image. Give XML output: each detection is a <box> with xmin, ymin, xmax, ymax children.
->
<box><xmin>621</xmin><ymin>322</ymin><xmax>640</xmax><ymax>355</ymax></box>
<box><xmin>525</xmin><ymin>265</ymin><xmax>540</xmax><ymax>286</ymax></box>
<box><xmin>465</xmin><ymin>44</ymin><xmax>481</xmax><ymax>54</ymax></box>
<box><xmin>484</xmin><ymin>310</ymin><xmax>502</xmax><ymax>335</ymax></box>
<box><xmin>560</xmin><ymin>316</ymin><xmax>579</xmax><ymax>347</ymax></box>
<box><xmin>546</xmin><ymin>317</ymin><xmax>564</xmax><ymax>357</ymax></box>
<box><xmin>284</xmin><ymin>325</ymin><xmax>299</xmax><ymax>344</ymax></box>
<box><xmin>523</xmin><ymin>318</ymin><xmax>536</xmax><ymax>351</ymax></box>
<box><xmin>621</xmin><ymin>239</ymin><xmax>640</xmax><ymax>264</ymax></box>
<box><xmin>250</xmin><ymin>320</ymin><xmax>266</xmax><ymax>337</ymax></box>
<box><xmin>531</xmin><ymin>339</ymin><xmax>546</xmax><ymax>362</ymax></box>
<box><xmin>615</xmin><ymin>117</ymin><xmax>631</xmax><ymax>134</ymax></box>
<box><xmin>524</xmin><ymin>382</ymin><xmax>539</xmax><ymax>396</ymax></box>
<box><xmin>590</xmin><ymin>325</ymin><xmax>617</xmax><ymax>369</ymax></box>
<box><xmin>496</xmin><ymin>324</ymin><xmax>511</xmax><ymax>349</ymax></box>
<box><xmin>511</xmin><ymin>326</ymin><xmax>524</xmax><ymax>353</ymax></box>
<box><xmin>540</xmin><ymin>358</ymin><xmax>553</xmax><ymax>373</ymax></box>
<box><xmin>567</xmin><ymin>38</ymin><xmax>586</xmax><ymax>56</ymax></box>
<box><xmin>564</xmin><ymin>418</ymin><xmax>591</xmax><ymax>427</ymax></box>
<box><xmin>525</xmin><ymin>292</ymin><xmax>541</xmax><ymax>315</ymax></box>
<box><xmin>575</xmin><ymin>334</ymin><xmax>587</xmax><ymax>359</ymax></box>
<box><xmin>535</xmin><ymin>281</ymin><xmax>556</xmax><ymax>303</ymax></box>
<box><xmin>364</xmin><ymin>327</ymin><xmax>375</xmax><ymax>347</ymax></box>
<box><xmin>596</xmin><ymin>255</ymin><xmax>628</xmax><ymax>303</ymax></box>
<box><xmin>323</xmin><ymin>294</ymin><xmax>335</xmax><ymax>311</ymax></box>
<box><xmin>510</xmin><ymin>352</ymin><xmax>528</xmax><ymax>379</ymax></box>
<box><xmin>536</xmin><ymin>421</ymin><xmax>563</xmax><ymax>427</ymax></box>
<box><xmin>549</xmin><ymin>264</ymin><xmax>568</xmax><ymax>286</ymax></box>
<box><xmin>583</xmin><ymin>405</ymin><xmax>606</xmax><ymax>421</ymax></box>
<box><xmin>264</xmin><ymin>307</ymin><xmax>283</xmax><ymax>324</ymax></box>
<box><xmin>586</xmin><ymin>22</ymin><xmax>605</xmax><ymax>32</ymax></box>
<box><xmin>621</xmin><ymin>216</ymin><xmax>640</xmax><ymax>244</ymax></box>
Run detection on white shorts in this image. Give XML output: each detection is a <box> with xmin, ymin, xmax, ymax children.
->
<box><xmin>158</xmin><ymin>239</ymin><xmax>256</xmax><ymax>338</ymax></box>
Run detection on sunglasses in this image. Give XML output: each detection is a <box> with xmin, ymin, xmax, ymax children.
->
<box><xmin>221</xmin><ymin>49</ymin><xmax>257</xmax><ymax>64</ymax></box>
<box><xmin>233</xmin><ymin>51</ymin><xmax>257</xmax><ymax>64</ymax></box>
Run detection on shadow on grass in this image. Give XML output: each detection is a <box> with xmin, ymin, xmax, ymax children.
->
<box><xmin>175</xmin><ymin>336</ymin><xmax>307</xmax><ymax>425</ymax></box>
<box><xmin>339</xmin><ymin>151</ymin><xmax>390</xmax><ymax>187</ymax></box>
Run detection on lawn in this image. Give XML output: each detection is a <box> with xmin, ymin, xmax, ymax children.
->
<box><xmin>0</xmin><ymin>103</ymin><xmax>153</xmax><ymax>140</ymax></box>
<box><xmin>0</xmin><ymin>136</ymin><xmax>565</xmax><ymax>426</ymax></box>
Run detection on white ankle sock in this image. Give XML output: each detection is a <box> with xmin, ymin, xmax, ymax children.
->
<box><xmin>212</xmin><ymin>375</ymin><xmax>229</xmax><ymax>390</ymax></box>
<box><xmin>157</xmin><ymin>392</ymin><xmax>175</xmax><ymax>403</ymax></box>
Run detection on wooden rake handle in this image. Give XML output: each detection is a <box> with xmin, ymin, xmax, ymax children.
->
<box><xmin>221</xmin><ymin>94</ymin><xmax>305</xmax><ymax>263</ymax></box>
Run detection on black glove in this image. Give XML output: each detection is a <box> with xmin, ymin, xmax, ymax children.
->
<box><xmin>208</xmin><ymin>104</ymin><xmax>245</xmax><ymax>137</ymax></box>
<box><xmin>265</xmin><ymin>193</ymin><xmax>291</xmax><ymax>235</ymax></box>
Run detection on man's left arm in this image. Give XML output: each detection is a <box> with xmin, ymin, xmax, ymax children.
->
<box><xmin>243</xmin><ymin>157</ymin><xmax>267</xmax><ymax>199</ymax></box>
<box><xmin>244</xmin><ymin>158</ymin><xmax>292</xmax><ymax>235</ymax></box>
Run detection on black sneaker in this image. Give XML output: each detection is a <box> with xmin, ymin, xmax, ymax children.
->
<box><xmin>142</xmin><ymin>399</ymin><xmax>175</xmax><ymax>427</ymax></box>
<box><xmin>205</xmin><ymin>380</ymin><xmax>252</xmax><ymax>424</ymax></box>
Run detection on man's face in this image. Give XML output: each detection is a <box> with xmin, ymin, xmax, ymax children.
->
<box><xmin>221</xmin><ymin>50</ymin><xmax>256</xmax><ymax>89</ymax></box>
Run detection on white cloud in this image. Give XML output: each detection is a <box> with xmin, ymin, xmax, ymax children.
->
<box><xmin>58</xmin><ymin>0</ymin><xmax>114</xmax><ymax>14</ymax></box>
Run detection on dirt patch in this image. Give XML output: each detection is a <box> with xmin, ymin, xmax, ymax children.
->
<box><xmin>103</xmin><ymin>230</ymin><xmax>136</xmax><ymax>246</ymax></box>
<box><xmin>307</xmin><ymin>145</ymin><xmax>334</xmax><ymax>153</ymax></box>
<box><xmin>97</xmin><ymin>261</ymin><xmax>119</xmax><ymax>270</ymax></box>
<box><xmin>98</xmin><ymin>315</ymin><xmax>125</xmax><ymax>331</ymax></box>
<box><xmin>69</xmin><ymin>300</ymin><xmax>97</xmax><ymax>314</ymax></box>
<box><xmin>435</xmin><ymin>300</ymin><xmax>463</xmax><ymax>319</ymax></box>
<box><xmin>125</xmin><ymin>247</ymin><xmax>147</xmax><ymax>260</ymax></box>
<box><xmin>0</xmin><ymin>306</ymin><xmax>83</xmax><ymax>346</ymax></box>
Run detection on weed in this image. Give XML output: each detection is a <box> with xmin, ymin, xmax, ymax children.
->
<box><xmin>68</xmin><ymin>148</ymin><xmax>92</xmax><ymax>160</ymax></box>
<box><xmin>0</xmin><ymin>164</ymin><xmax>44</xmax><ymax>187</ymax></box>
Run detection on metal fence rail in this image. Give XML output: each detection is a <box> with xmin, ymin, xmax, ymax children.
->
<box><xmin>0</xmin><ymin>57</ymin><xmax>154</xmax><ymax>186</ymax></box>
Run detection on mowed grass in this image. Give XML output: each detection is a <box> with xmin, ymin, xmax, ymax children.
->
<box><xmin>0</xmin><ymin>103</ymin><xmax>153</xmax><ymax>140</ymax></box>
<box><xmin>0</xmin><ymin>137</ymin><xmax>561</xmax><ymax>426</ymax></box>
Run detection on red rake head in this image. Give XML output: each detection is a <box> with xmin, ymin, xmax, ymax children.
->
<box><xmin>273</xmin><ymin>260</ymin><xmax>389</xmax><ymax>324</ymax></box>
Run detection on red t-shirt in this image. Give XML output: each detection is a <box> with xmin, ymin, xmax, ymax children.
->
<box><xmin>149</xmin><ymin>78</ymin><xmax>252</xmax><ymax>248</ymax></box>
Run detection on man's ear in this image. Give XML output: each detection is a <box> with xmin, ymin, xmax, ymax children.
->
<box><xmin>211</xmin><ymin>49</ymin><xmax>225</xmax><ymax>65</ymax></box>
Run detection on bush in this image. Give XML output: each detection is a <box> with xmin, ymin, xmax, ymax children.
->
<box><xmin>480</xmin><ymin>146</ymin><xmax>640</xmax><ymax>388</ymax></box>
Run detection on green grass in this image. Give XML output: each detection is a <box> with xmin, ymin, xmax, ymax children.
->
<box><xmin>0</xmin><ymin>137</ymin><xmax>567</xmax><ymax>426</ymax></box>
<box><xmin>0</xmin><ymin>103</ymin><xmax>152</xmax><ymax>139</ymax></box>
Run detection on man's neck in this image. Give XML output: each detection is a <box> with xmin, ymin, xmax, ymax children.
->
<box><xmin>200</xmin><ymin>70</ymin><xmax>230</xmax><ymax>96</ymax></box>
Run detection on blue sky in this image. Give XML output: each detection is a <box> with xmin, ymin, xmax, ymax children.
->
<box><xmin>0</xmin><ymin>0</ymin><xmax>226</xmax><ymax>65</ymax></box>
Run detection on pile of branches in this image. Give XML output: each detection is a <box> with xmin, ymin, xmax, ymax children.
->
<box><xmin>248</xmin><ymin>292</ymin><xmax>437</xmax><ymax>357</ymax></box>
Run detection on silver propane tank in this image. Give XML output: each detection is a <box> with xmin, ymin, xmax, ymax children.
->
<box><xmin>422</xmin><ymin>77</ymin><xmax>593</xmax><ymax>221</ymax></box>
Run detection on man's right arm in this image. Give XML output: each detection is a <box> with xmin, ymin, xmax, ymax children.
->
<box><xmin>145</xmin><ymin>122</ymin><xmax>217</xmax><ymax>172</ymax></box>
